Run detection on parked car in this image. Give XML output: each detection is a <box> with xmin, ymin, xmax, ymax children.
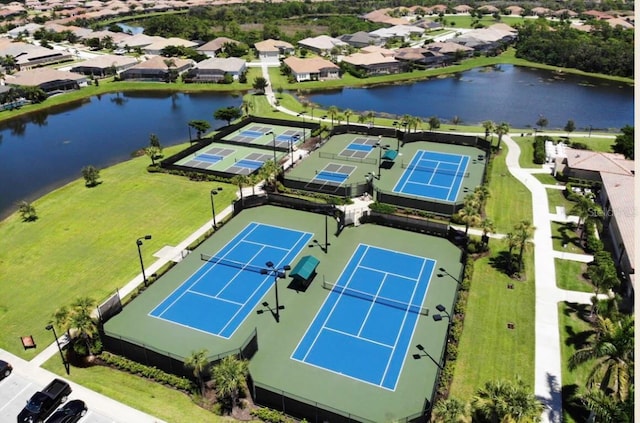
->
<box><xmin>0</xmin><ymin>359</ymin><xmax>12</xmax><ymax>380</ymax></box>
<box><xmin>45</xmin><ymin>400</ymin><xmax>87</xmax><ymax>423</ymax></box>
<box><xmin>18</xmin><ymin>378</ymin><xmax>72</xmax><ymax>422</ymax></box>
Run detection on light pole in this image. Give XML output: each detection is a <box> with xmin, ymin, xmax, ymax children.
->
<box><xmin>297</xmin><ymin>112</ymin><xmax>307</xmax><ymax>142</ymax></box>
<box><xmin>259</xmin><ymin>261</ymin><xmax>291</xmax><ymax>323</ymax></box>
<box><xmin>376</xmin><ymin>140</ymin><xmax>390</xmax><ymax>180</ymax></box>
<box><xmin>266</xmin><ymin>131</ymin><xmax>276</xmax><ymax>164</ymax></box>
<box><xmin>401</xmin><ymin>121</ymin><xmax>408</xmax><ymax>149</ymax></box>
<box><xmin>437</xmin><ymin>267</ymin><xmax>462</xmax><ymax>286</ymax></box>
<box><xmin>290</xmin><ymin>134</ymin><xmax>300</xmax><ymax>165</ymax></box>
<box><xmin>412</xmin><ymin>344</ymin><xmax>444</xmax><ymax>370</ymax></box>
<box><xmin>210</xmin><ymin>188</ymin><xmax>222</xmax><ymax>229</ymax></box>
<box><xmin>46</xmin><ymin>324</ymin><xmax>69</xmax><ymax>375</ymax></box>
<box><xmin>136</xmin><ymin>235</ymin><xmax>152</xmax><ymax>286</ymax></box>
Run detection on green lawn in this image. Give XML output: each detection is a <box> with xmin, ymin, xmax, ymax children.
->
<box><xmin>547</xmin><ymin>188</ymin><xmax>575</xmax><ymax>214</ymax></box>
<box><xmin>551</xmin><ymin>222</ymin><xmax>586</xmax><ymax>254</ymax></box>
<box><xmin>567</xmin><ymin>136</ymin><xmax>616</xmax><ymax>153</ymax></box>
<box><xmin>512</xmin><ymin>136</ymin><xmax>537</xmax><ymax>168</ymax></box>
<box><xmin>485</xmin><ymin>149</ymin><xmax>533</xmax><ymax>233</ymax></box>
<box><xmin>558</xmin><ymin>302</ymin><xmax>594</xmax><ymax>423</ymax></box>
<box><xmin>443</xmin><ymin>15</ymin><xmax>528</xmax><ymax>29</ymax></box>
<box><xmin>42</xmin><ymin>358</ymin><xmax>242</xmax><ymax>422</ymax></box>
<box><xmin>0</xmin><ymin>144</ymin><xmax>237</xmax><ymax>357</ymax></box>
<box><xmin>555</xmin><ymin>259</ymin><xmax>593</xmax><ymax>292</ymax></box>
<box><xmin>534</xmin><ymin>173</ymin><xmax>561</xmax><ymax>185</ymax></box>
<box><xmin>449</xmin><ymin>242</ymin><xmax>536</xmax><ymax>401</ymax></box>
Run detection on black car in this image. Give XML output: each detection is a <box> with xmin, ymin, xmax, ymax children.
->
<box><xmin>45</xmin><ymin>400</ymin><xmax>87</xmax><ymax>423</ymax></box>
<box><xmin>0</xmin><ymin>359</ymin><xmax>12</xmax><ymax>380</ymax></box>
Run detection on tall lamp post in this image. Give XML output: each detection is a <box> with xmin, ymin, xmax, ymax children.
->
<box><xmin>210</xmin><ymin>187</ymin><xmax>223</xmax><ymax>229</ymax></box>
<box><xmin>437</xmin><ymin>267</ymin><xmax>462</xmax><ymax>286</ymax></box>
<box><xmin>136</xmin><ymin>235</ymin><xmax>152</xmax><ymax>286</ymax></box>
<box><xmin>266</xmin><ymin>131</ymin><xmax>277</xmax><ymax>164</ymax></box>
<box><xmin>46</xmin><ymin>324</ymin><xmax>69</xmax><ymax>375</ymax></box>
<box><xmin>412</xmin><ymin>344</ymin><xmax>444</xmax><ymax>370</ymax></box>
<box><xmin>376</xmin><ymin>140</ymin><xmax>390</xmax><ymax>180</ymax></box>
<box><xmin>297</xmin><ymin>112</ymin><xmax>307</xmax><ymax>142</ymax></box>
<box><xmin>289</xmin><ymin>134</ymin><xmax>300</xmax><ymax>165</ymax></box>
<box><xmin>259</xmin><ymin>261</ymin><xmax>290</xmax><ymax>323</ymax></box>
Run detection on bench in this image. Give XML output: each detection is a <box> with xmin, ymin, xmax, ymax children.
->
<box><xmin>289</xmin><ymin>255</ymin><xmax>320</xmax><ymax>284</ymax></box>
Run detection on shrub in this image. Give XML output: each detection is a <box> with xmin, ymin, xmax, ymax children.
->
<box><xmin>586</xmin><ymin>233</ymin><xmax>603</xmax><ymax>253</ymax></box>
<box><xmin>369</xmin><ymin>202</ymin><xmax>397</xmax><ymax>214</ymax></box>
<box><xmin>250</xmin><ymin>408</ymin><xmax>294</xmax><ymax>423</ymax></box>
<box><xmin>533</xmin><ymin>137</ymin><xmax>546</xmax><ymax>164</ymax></box>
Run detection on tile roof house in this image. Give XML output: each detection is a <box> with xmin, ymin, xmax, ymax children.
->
<box><xmin>559</xmin><ymin>147</ymin><xmax>633</xmax><ymax>182</ymax></box>
<box><xmin>116</xmin><ymin>33</ymin><xmax>163</xmax><ymax>49</ymax></box>
<box><xmin>282</xmin><ymin>56</ymin><xmax>340</xmax><ymax>82</ymax></box>
<box><xmin>183</xmin><ymin>57</ymin><xmax>247</xmax><ymax>83</ymax></box>
<box><xmin>359</xmin><ymin>45</ymin><xmax>395</xmax><ymax>57</ymax></box>
<box><xmin>449</xmin><ymin>24</ymin><xmax>517</xmax><ymax>51</ymax></box>
<box><xmin>297</xmin><ymin>35</ymin><xmax>348</xmax><ymax>56</ymax></box>
<box><xmin>504</xmin><ymin>5</ymin><xmax>524</xmax><ymax>16</ymax></box>
<box><xmin>369</xmin><ymin>25</ymin><xmax>425</xmax><ymax>43</ymax></box>
<box><xmin>0</xmin><ymin>41</ymin><xmax>73</xmax><ymax>70</ymax></box>
<box><xmin>196</xmin><ymin>37</ymin><xmax>241</xmax><ymax>57</ymax></box>
<box><xmin>119</xmin><ymin>55</ymin><xmax>193</xmax><ymax>81</ymax></box>
<box><xmin>143</xmin><ymin>37</ymin><xmax>198</xmax><ymax>55</ymax></box>
<box><xmin>5</xmin><ymin>67</ymin><xmax>87</xmax><ymax>93</ymax></box>
<box><xmin>7</xmin><ymin>23</ymin><xmax>42</xmax><ymax>38</ymax></box>
<box><xmin>338</xmin><ymin>31</ymin><xmax>381</xmax><ymax>49</ymax></box>
<box><xmin>70</xmin><ymin>54</ymin><xmax>139</xmax><ymax>77</ymax></box>
<box><xmin>341</xmin><ymin>52</ymin><xmax>406</xmax><ymax>76</ymax></box>
<box><xmin>453</xmin><ymin>4</ymin><xmax>473</xmax><ymax>14</ymax></box>
<box><xmin>254</xmin><ymin>39</ymin><xmax>294</xmax><ymax>62</ymax></box>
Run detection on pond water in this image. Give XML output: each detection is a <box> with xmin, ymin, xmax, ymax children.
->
<box><xmin>306</xmin><ymin>65</ymin><xmax>634</xmax><ymax>131</ymax></box>
<box><xmin>0</xmin><ymin>91</ymin><xmax>242</xmax><ymax>219</ymax></box>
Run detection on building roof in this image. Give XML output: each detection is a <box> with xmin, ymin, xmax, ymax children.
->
<box><xmin>370</xmin><ymin>24</ymin><xmax>425</xmax><ymax>39</ymax></box>
<box><xmin>298</xmin><ymin>35</ymin><xmax>347</xmax><ymax>52</ymax></box>
<box><xmin>600</xmin><ymin>172</ymin><xmax>635</xmax><ymax>272</ymax></box>
<box><xmin>339</xmin><ymin>31</ymin><xmax>379</xmax><ymax>45</ymax></box>
<box><xmin>254</xmin><ymin>39</ymin><xmax>294</xmax><ymax>52</ymax></box>
<box><xmin>71</xmin><ymin>54</ymin><xmax>138</xmax><ymax>69</ymax></box>
<box><xmin>194</xmin><ymin>57</ymin><xmax>246</xmax><ymax>72</ymax></box>
<box><xmin>117</xmin><ymin>33</ymin><xmax>163</xmax><ymax>48</ymax></box>
<box><xmin>564</xmin><ymin>147</ymin><xmax>634</xmax><ymax>176</ymax></box>
<box><xmin>283</xmin><ymin>56</ymin><xmax>339</xmax><ymax>74</ymax></box>
<box><xmin>143</xmin><ymin>37</ymin><xmax>198</xmax><ymax>51</ymax></box>
<box><xmin>342</xmin><ymin>52</ymin><xmax>398</xmax><ymax>66</ymax></box>
<box><xmin>425</xmin><ymin>41</ymin><xmax>473</xmax><ymax>54</ymax></box>
<box><xmin>6</xmin><ymin>68</ymin><xmax>85</xmax><ymax>86</ymax></box>
<box><xmin>196</xmin><ymin>37</ymin><xmax>240</xmax><ymax>52</ymax></box>
<box><xmin>453</xmin><ymin>5</ymin><xmax>473</xmax><ymax>13</ymax></box>
<box><xmin>359</xmin><ymin>45</ymin><xmax>395</xmax><ymax>56</ymax></box>
<box><xmin>128</xmin><ymin>55</ymin><xmax>193</xmax><ymax>70</ymax></box>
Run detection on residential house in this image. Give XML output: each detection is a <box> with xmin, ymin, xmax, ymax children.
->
<box><xmin>82</xmin><ymin>30</ymin><xmax>132</xmax><ymax>45</ymax></box>
<box><xmin>369</xmin><ymin>25</ymin><xmax>425</xmax><ymax>44</ymax></box>
<box><xmin>297</xmin><ymin>35</ymin><xmax>348</xmax><ymax>56</ymax></box>
<box><xmin>531</xmin><ymin>7</ymin><xmax>551</xmax><ymax>17</ymax></box>
<box><xmin>282</xmin><ymin>56</ymin><xmax>340</xmax><ymax>82</ymax></box>
<box><xmin>453</xmin><ymin>5</ymin><xmax>473</xmax><ymax>14</ymax></box>
<box><xmin>449</xmin><ymin>24</ymin><xmax>517</xmax><ymax>52</ymax></box>
<box><xmin>70</xmin><ymin>54</ymin><xmax>138</xmax><ymax>78</ymax></box>
<box><xmin>196</xmin><ymin>37</ymin><xmax>241</xmax><ymax>57</ymax></box>
<box><xmin>504</xmin><ymin>5</ymin><xmax>524</xmax><ymax>16</ymax></box>
<box><xmin>362</xmin><ymin>8</ymin><xmax>407</xmax><ymax>26</ymax></box>
<box><xmin>359</xmin><ymin>45</ymin><xmax>395</xmax><ymax>57</ymax></box>
<box><xmin>0</xmin><ymin>41</ymin><xmax>73</xmax><ymax>70</ymax></box>
<box><xmin>7</xmin><ymin>23</ymin><xmax>43</xmax><ymax>38</ymax></box>
<box><xmin>477</xmin><ymin>5</ymin><xmax>499</xmax><ymax>14</ymax></box>
<box><xmin>557</xmin><ymin>147</ymin><xmax>633</xmax><ymax>183</ymax></box>
<box><xmin>338</xmin><ymin>32</ymin><xmax>381</xmax><ymax>49</ymax></box>
<box><xmin>254</xmin><ymin>39</ymin><xmax>294</xmax><ymax>62</ymax></box>
<box><xmin>119</xmin><ymin>55</ymin><xmax>193</xmax><ymax>81</ymax></box>
<box><xmin>341</xmin><ymin>52</ymin><xmax>405</xmax><ymax>76</ymax></box>
<box><xmin>143</xmin><ymin>37</ymin><xmax>198</xmax><ymax>55</ymax></box>
<box><xmin>116</xmin><ymin>33</ymin><xmax>163</xmax><ymax>50</ymax></box>
<box><xmin>5</xmin><ymin>68</ymin><xmax>87</xmax><ymax>94</ymax></box>
<box><xmin>552</xmin><ymin>9</ymin><xmax>579</xmax><ymax>19</ymax></box>
<box><xmin>183</xmin><ymin>57</ymin><xmax>247</xmax><ymax>83</ymax></box>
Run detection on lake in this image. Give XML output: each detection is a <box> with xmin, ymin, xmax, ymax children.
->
<box><xmin>0</xmin><ymin>91</ymin><xmax>242</xmax><ymax>220</ymax></box>
<box><xmin>306</xmin><ymin>65</ymin><xmax>634</xmax><ymax>130</ymax></box>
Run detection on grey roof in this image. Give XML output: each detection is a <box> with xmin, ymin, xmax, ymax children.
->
<box><xmin>193</xmin><ymin>57</ymin><xmax>246</xmax><ymax>72</ymax></box>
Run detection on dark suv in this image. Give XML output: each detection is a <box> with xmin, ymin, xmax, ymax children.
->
<box><xmin>0</xmin><ymin>359</ymin><xmax>12</xmax><ymax>380</ymax></box>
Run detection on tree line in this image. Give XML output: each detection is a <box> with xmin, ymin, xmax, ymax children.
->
<box><xmin>515</xmin><ymin>19</ymin><xmax>634</xmax><ymax>78</ymax></box>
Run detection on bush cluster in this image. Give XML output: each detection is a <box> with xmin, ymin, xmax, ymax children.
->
<box><xmin>584</xmin><ymin>222</ymin><xmax>603</xmax><ymax>253</ymax></box>
<box><xmin>533</xmin><ymin>137</ymin><xmax>546</xmax><ymax>164</ymax></box>
<box><xmin>250</xmin><ymin>408</ymin><xmax>295</xmax><ymax>423</ymax></box>
<box><xmin>99</xmin><ymin>352</ymin><xmax>194</xmax><ymax>392</ymax></box>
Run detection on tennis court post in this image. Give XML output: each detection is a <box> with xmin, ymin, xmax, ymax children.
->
<box><xmin>266</xmin><ymin>131</ymin><xmax>276</xmax><ymax>164</ymax></box>
<box><xmin>136</xmin><ymin>235</ymin><xmax>152</xmax><ymax>286</ymax></box>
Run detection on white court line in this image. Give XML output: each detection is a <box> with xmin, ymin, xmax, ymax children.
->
<box><xmin>359</xmin><ymin>264</ymin><xmax>417</xmax><ymax>281</ymax></box>
<box><xmin>324</xmin><ymin>326</ymin><xmax>394</xmax><ymax>349</ymax></box>
<box><xmin>186</xmin><ymin>289</ymin><xmax>244</xmax><ymax>306</ymax></box>
<box><xmin>356</xmin><ymin>272</ymin><xmax>389</xmax><ymax>337</ymax></box>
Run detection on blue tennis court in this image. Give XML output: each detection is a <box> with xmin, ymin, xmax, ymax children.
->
<box><xmin>393</xmin><ymin>150</ymin><xmax>470</xmax><ymax>202</ymax></box>
<box><xmin>316</xmin><ymin>170</ymin><xmax>348</xmax><ymax>183</ymax></box>
<box><xmin>194</xmin><ymin>153</ymin><xmax>223</xmax><ymax>163</ymax></box>
<box><xmin>239</xmin><ymin>130</ymin><xmax>264</xmax><ymax>138</ymax></box>
<box><xmin>150</xmin><ymin>223</ymin><xmax>312</xmax><ymax>339</ymax></box>
<box><xmin>346</xmin><ymin>143</ymin><xmax>373</xmax><ymax>152</ymax></box>
<box><xmin>236</xmin><ymin>159</ymin><xmax>263</xmax><ymax>170</ymax></box>
<box><xmin>292</xmin><ymin>244</ymin><xmax>435</xmax><ymax>390</ymax></box>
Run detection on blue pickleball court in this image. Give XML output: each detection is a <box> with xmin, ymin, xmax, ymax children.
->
<box><xmin>150</xmin><ymin>223</ymin><xmax>312</xmax><ymax>339</ymax></box>
<box><xmin>292</xmin><ymin>244</ymin><xmax>435</xmax><ymax>390</ymax></box>
<box><xmin>393</xmin><ymin>150</ymin><xmax>470</xmax><ymax>202</ymax></box>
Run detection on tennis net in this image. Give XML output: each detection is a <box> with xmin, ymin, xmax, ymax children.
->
<box><xmin>322</xmin><ymin>281</ymin><xmax>429</xmax><ymax>315</ymax></box>
<box><xmin>200</xmin><ymin>253</ymin><xmax>264</xmax><ymax>274</ymax></box>
<box><xmin>319</xmin><ymin>151</ymin><xmax>377</xmax><ymax>165</ymax></box>
<box><xmin>401</xmin><ymin>162</ymin><xmax>469</xmax><ymax>178</ymax></box>
<box><xmin>196</xmin><ymin>153</ymin><xmax>223</xmax><ymax>162</ymax></box>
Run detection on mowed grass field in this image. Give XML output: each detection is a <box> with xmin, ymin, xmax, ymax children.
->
<box><xmin>449</xmin><ymin>242</ymin><xmax>536</xmax><ymax>401</ymax></box>
<box><xmin>0</xmin><ymin>143</ymin><xmax>237</xmax><ymax>357</ymax></box>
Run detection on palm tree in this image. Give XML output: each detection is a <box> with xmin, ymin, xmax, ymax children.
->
<box><xmin>569</xmin><ymin>195</ymin><xmax>602</xmax><ymax>241</ymax></box>
<box><xmin>495</xmin><ymin>122</ymin><xmax>510</xmax><ymax>149</ymax></box>
<box><xmin>185</xmin><ymin>349</ymin><xmax>210</xmax><ymax>396</ymax></box>
<box><xmin>188</xmin><ymin>120</ymin><xmax>210</xmax><ymax>141</ymax></box>
<box><xmin>504</xmin><ymin>231</ymin><xmax>519</xmax><ymax>275</ymax></box>
<box><xmin>357</xmin><ymin>112</ymin><xmax>368</xmax><ymax>125</ymax></box>
<box><xmin>482</xmin><ymin>120</ymin><xmax>495</xmax><ymax>141</ymax></box>
<box><xmin>579</xmin><ymin>387</ymin><xmax>634</xmax><ymax>423</ymax></box>
<box><xmin>260</xmin><ymin>160</ymin><xmax>279</xmax><ymax>192</ymax></box>
<box><xmin>587</xmin><ymin>260</ymin><xmax>620</xmax><ymax>318</ymax></box>
<box><xmin>514</xmin><ymin>220</ymin><xmax>534</xmax><ymax>273</ymax></box>
<box><xmin>230</xmin><ymin>174</ymin><xmax>249</xmax><ymax>204</ymax></box>
<box><xmin>569</xmin><ymin>315</ymin><xmax>634</xmax><ymax>402</ymax></box>
<box><xmin>327</xmin><ymin>105</ymin><xmax>339</xmax><ymax>127</ymax></box>
<box><xmin>69</xmin><ymin>296</ymin><xmax>98</xmax><ymax>355</ymax></box>
<box><xmin>473</xmin><ymin>185</ymin><xmax>491</xmax><ymax>210</ymax></box>
<box><xmin>212</xmin><ymin>355</ymin><xmax>249</xmax><ymax>410</ymax></box>
<box><xmin>458</xmin><ymin>201</ymin><xmax>481</xmax><ymax>236</ymax></box>
<box><xmin>409</xmin><ymin>115</ymin><xmax>422</xmax><ymax>133</ymax></box>
<box><xmin>480</xmin><ymin>218</ymin><xmax>494</xmax><ymax>249</ymax></box>
<box><xmin>366</xmin><ymin>110</ymin><xmax>376</xmax><ymax>125</ymax></box>
<box><xmin>240</xmin><ymin>100</ymin><xmax>253</xmax><ymax>117</ymax></box>
<box><xmin>18</xmin><ymin>200</ymin><xmax>37</xmax><ymax>221</ymax></box>
<box><xmin>471</xmin><ymin>378</ymin><xmax>544</xmax><ymax>423</ymax></box>
<box><xmin>343</xmin><ymin>109</ymin><xmax>353</xmax><ymax>125</ymax></box>
<box><xmin>432</xmin><ymin>397</ymin><xmax>468</xmax><ymax>423</ymax></box>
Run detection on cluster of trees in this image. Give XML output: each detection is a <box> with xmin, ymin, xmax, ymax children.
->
<box><xmin>432</xmin><ymin>378</ymin><xmax>544</xmax><ymax>423</ymax></box>
<box><xmin>503</xmin><ymin>220</ymin><xmax>535</xmax><ymax>277</ymax></box>
<box><xmin>612</xmin><ymin>125</ymin><xmax>633</xmax><ymax>160</ymax></box>
<box><xmin>0</xmin><ymin>85</ymin><xmax>47</xmax><ymax>106</ymax></box>
<box><xmin>52</xmin><ymin>297</ymin><xmax>100</xmax><ymax>357</ymax></box>
<box><xmin>515</xmin><ymin>20</ymin><xmax>634</xmax><ymax>78</ymax></box>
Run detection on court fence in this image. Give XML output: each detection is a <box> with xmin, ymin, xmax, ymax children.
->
<box><xmin>318</xmin><ymin>151</ymin><xmax>378</xmax><ymax>165</ymax></box>
<box><xmin>248</xmin><ymin>379</ymin><xmax>427</xmax><ymax>423</ymax></box>
<box><xmin>373</xmin><ymin>187</ymin><xmax>462</xmax><ymax>217</ymax></box>
<box><xmin>282</xmin><ymin>174</ymin><xmax>370</xmax><ymax>198</ymax></box>
<box><xmin>100</xmin><ymin>327</ymin><xmax>259</xmax><ymax>381</ymax></box>
<box><xmin>360</xmin><ymin>210</ymin><xmax>451</xmax><ymax>238</ymax></box>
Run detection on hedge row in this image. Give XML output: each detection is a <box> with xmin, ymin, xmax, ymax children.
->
<box><xmin>99</xmin><ymin>351</ymin><xmax>194</xmax><ymax>392</ymax></box>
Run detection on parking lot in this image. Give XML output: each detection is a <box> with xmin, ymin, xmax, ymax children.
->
<box><xmin>0</xmin><ymin>372</ymin><xmax>115</xmax><ymax>423</ymax></box>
